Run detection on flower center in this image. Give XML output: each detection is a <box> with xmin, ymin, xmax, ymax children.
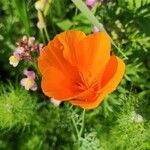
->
<box><xmin>76</xmin><ymin>71</ymin><xmax>98</xmax><ymax>92</ymax></box>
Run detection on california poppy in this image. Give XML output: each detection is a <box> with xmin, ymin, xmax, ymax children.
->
<box><xmin>38</xmin><ymin>31</ymin><xmax>125</xmax><ymax>109</ymax></box>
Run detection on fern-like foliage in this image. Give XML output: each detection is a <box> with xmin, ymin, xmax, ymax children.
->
<box><xmin>80</xmin><ymin>132</ymin><xmax>101</xmax><ymax>150</ymax></box>
<box><xmin>0</xmin><ymin>82</ymin><xmax>37</xmax><ymax>130</ymax></box>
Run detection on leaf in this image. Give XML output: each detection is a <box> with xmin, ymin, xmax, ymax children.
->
<box><xmin>56</xmin><ymin>19</ymin><xmax>73</xmax><ymax>30</ymax></box>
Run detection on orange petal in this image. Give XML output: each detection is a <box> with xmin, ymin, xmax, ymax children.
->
<box><xmin>38</xmin><ymin>30</ymin><xmax>85</xmax><ymax>75</ymax></box>
<box><xmin>75</xmin><ymin>32</ymin><xmax>111</xmax><ymax>80</ymax></box>
<box><xmin>41</xmin><ymin>67</ymin><xmax>79</xmax><ymax>100</ymax></box>
<box><xmin>70</xmin><ymin>56</ymin><xmax>125</xmax><ymax>109</ymax></box>
<box><xmin>70</xmin><ymin>88</ymin><xmax>97</xmax><ymax>107</ymax></box>
<box><xmin>57</xmin><ymin>30</ymin><xmax>86</xmax><ymax>65</ymax></box>
<box><xmin>38</xmin><ymin>37</ymin><xmax>71</xmax><ymax>75</ymax></box>
<box><xmin>38</xmin><ymin>31</ymin><xmax>87</xmax><ymax>100</ymax></box>
<box><xmin>38</xmin><ymin>46</ymin><xmax>52</xmax><ymax>75</ymax></box>
<box><xmin>101</xmin><ymin>56</ymin><xmax>125</xmax><ymax>91</ymax></box>
<box><xmin>101</xmin><ymin>55</ymin><xmax>118</xmax><ymax>87</ymax></box>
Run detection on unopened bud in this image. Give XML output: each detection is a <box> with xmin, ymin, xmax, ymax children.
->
<box><xmin>35</xmin><ymin>0</ymin><xmax>45</xmax><ymax>11</ymax></box>
<box><xmin>37</xmin><ymin>11</ymin><xmax>45</xmax><ymax>30</ymax></box>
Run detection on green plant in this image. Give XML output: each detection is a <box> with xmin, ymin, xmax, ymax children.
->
<box><xmin>0</xmin><ymin>82</ymin><xmax>37</xmax><ymax>130</ymax></box>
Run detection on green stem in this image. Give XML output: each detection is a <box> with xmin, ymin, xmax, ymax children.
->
<box><xmin>32</xmin><ymin>59</ymin><xmax>41</xmax><ymax>77</ymax></box>
<box><xmin>40</xmin><ymin>11</ymin><xmax>50</xmax><ymax>42</ymax></box>
<box><xmin>73</xmin><ymin>8</ymin><xmax>78</xmax><ymax>28</ymax></box>
<box><xmin>71</xmin><ymin>115</ymin><xmax>80</xmax><ymax>140</ymax></box>
<box><xmin>40</xmin><ymin>30</ymin><xmax>46</xmax><ymax>43</ymax></box>
<box><xmin>71</xmin><ymin>109</ymin><xmax>86</xmax><ymax>147</ymax></box>
<box><xmin>44</xmin><ymin>27</ymin><xmax>50</xmax><ymax>41</ymax></box>
<box><xmin>79</xmin><ymin>109</ymin><xmax>85</xmax><ymax>137</ymax></box>
<box><xmin>111</xmin><ymin>40</ymin><xmax>128</xmax><ymax>59</ymax></box>
<box><xmin>71</xmin><ymin>0</ymin><xmax>128</xmax><ymax>60</ymax></box>
<box><xmin>49</xmin><ymin>10</ymin><xmax>56</xmax><ymax>35</ymax></box>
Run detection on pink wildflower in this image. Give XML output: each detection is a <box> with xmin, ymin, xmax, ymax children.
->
<box><xmin>86</xmin><ymin>0</ymin><xmax>97</xmax><ymax>9</ymax></box>
<box><xmin>20</xmin><ymin>70</ymin><xmax>37</xmax><ymax>91</ymax></box>
<box><xmin>9</xmin><ymin>36</ymin><xmax>44</xmax><ymax>67</ymax></box>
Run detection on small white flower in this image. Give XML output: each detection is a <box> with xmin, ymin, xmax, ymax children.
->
<box><xmin>50</xmin><ymin>98</ymin><xmax>61</xmax><ymax>107</ymax></box>
<box><xmin>9</xmin><ymin>55</ymin><xmax>19</xmax><ymax>67</ymax></box>
<box><xmin>131</xmin><ymin>111</ymin><xmax>144</xmax><ymax>123</ymax></box>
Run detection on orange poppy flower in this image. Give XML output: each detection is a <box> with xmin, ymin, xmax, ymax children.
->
<box><xmin>38</xmin><ymin>30</ymin><xmax>125</xmax><ymax>109</ymax></box>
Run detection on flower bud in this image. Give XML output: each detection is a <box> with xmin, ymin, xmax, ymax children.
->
<box><xmin>28</xmin><ymin>37</ymin><xmax>35</xmax><ymax>47</ymax></box>
<box><xmin>93</xmin><ymin>26</ymin><xmax>100</xmax><ymax>32</ymax></box>
<box><xmin>35</xmin><ymin>0</ymin><xmax>45</xmax><ymax>11</ymax></box>
<box><xmin>50</xmin><ymin>98</ymin><xmax>61</xmax><ymax>107</ymax></box>
<box><xmin>37</xmin><ymin>11</ymin><xmax>46</xmax><ymax>30</ymax></box>
<box><xmin>86</xmin><ymin>0</ymin><xmax>96</xmax><ymax>9</ymax></box>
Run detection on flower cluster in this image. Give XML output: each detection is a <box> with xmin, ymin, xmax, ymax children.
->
<box><xmin>20</xmin><ymin>70</ymin><xmax>37</xmax><ymax>91</ymax></box>
<box><xmin>9</xmin><ymin>36</ymin><xmax>43</xmax><ymax>67</ymax></box>
<box><xmin>9</xmin><ymin>36</ymin><xmax>42</xmax><ymax>91</ymax></box>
